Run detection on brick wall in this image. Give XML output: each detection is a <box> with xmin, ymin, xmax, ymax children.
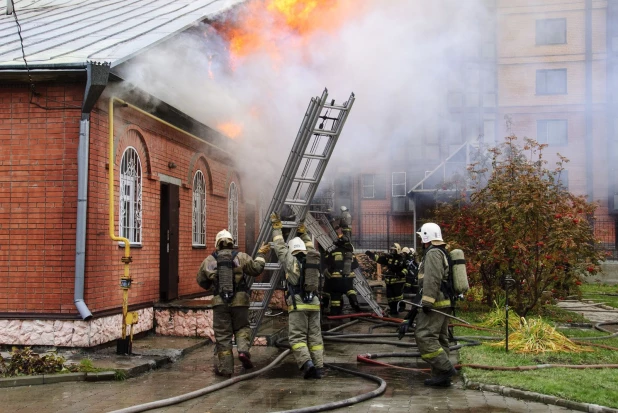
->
<box><xmin>0</xmin><ymin>83</ymin><xmax>83</xmax><ymax>314</ymax></box>
<box><xmin>0</xmin><ymin>84</ymin><xmax>250</xmax><ymax>316</ymax></box>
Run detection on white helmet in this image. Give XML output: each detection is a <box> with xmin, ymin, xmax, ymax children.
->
<box><xmin>390</xmin><ymin>243</ymin><xmax>401</xmax><ymax>254</ymax></box>
<box><xmin>215</xmin><ymin>229</ymin><xmax>234</xmax><ymax>249</ymax></box>
<box><xmin>340</xmin><ymin>205</ymin><xmax>348</xmax><ymax>212</ymax></box>
<box><xmin>401</xmin><ymin>247</ymin><xmax>411</xmax><ymax>254</ymax></box>
<box><xmin>288</xmin><ymin>237</ymin><xmax>307</xmax><ymax>255</ymax></box>
<box><xmin>416</xmin><ymin>223</ymin><xmax>443</xmax><ymax>243</ymax></box>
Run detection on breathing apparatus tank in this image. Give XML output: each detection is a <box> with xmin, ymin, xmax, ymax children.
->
<box><xmin>301</xmin><ymin>249</ymin><xmax>321</xmax><ymax>302</ymax></box>
<box><xmin>449</xmin><ymin>249</ymin><xmax>469</xmax><ymax>294</ymax></box>
<box><xmin>343</xmin><ymin>251</ymin><xmax>353</xmax><ymax>276</ymax></box>
<box><xmin>215</xmin><ymin>249</ymin><xmax>235</xmax><ymax>302</ymax></box>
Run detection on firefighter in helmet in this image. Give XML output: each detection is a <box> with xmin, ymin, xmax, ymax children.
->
<box><xmin>365</xmin><ymin>243</ymin><xmax>408</xmax><ymax>316</ymax></box>
<box><xmin>196</xmin><ymin>229</ymin><xmax>270</xmax><ymax>377</ymax></box>
<box><xmin>338</xmin><ymin>205</ymin><xmax>352</xmax><ymax>240</ymax></box>
<box><xmin>270</xmin><ymin>212</ymin><xmax>324</xmax><ymax>379</ymax></box>
<box><xmin>401</xmin><ymin>246</ymin><xmax>419</xmax><ymax>294</ymax></box>
<box><xmin>414</xmin><ymin>222</ymin><xmax>457</xmax><ymax>387</ymax></box>
<box><xmin>322</xmin><ymin>235</ymin><xmax>361</xmax><ymax>315</ymax></box>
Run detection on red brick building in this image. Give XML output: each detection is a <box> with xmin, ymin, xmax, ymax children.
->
<box><xmin>0</xmin><ymin>0</ymin><xmax>252</xmax><ymax>346</ymax></box>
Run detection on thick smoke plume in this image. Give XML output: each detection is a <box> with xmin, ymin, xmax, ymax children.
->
<box><xmin>120</xmin><ymin>0</ymin><xmax>490</xmax><ymax>194</ymax></box>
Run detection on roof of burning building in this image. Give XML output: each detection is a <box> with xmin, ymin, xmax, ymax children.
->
<box><xmin>0</xmin><ymin>0</ymin><xmax>244</xmax><ymax>68</ymax></box>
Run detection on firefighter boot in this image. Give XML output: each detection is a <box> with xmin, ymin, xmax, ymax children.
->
<box><xmin>238</xmin><ymin>351</ymin><xmax>254</xmax><ymax>369</ymax></box>
<box><xmin>302</xmin><ymin>360</ymin><xmax>317</xmax><ymax>379</ymax></box>
<box><xmin>314</xmin><ymin>367</ymin><xmax>325</xmax><ymax>379</ymax></box>
<box><xmin>423</xmin><ymin>367</ymin><xmax>458</xmax><ymax>387</ymax></box>
<box><xmin>349</xmin><ymin>295</ymin><xmax>362</xmax><ymax>313</ymax></box>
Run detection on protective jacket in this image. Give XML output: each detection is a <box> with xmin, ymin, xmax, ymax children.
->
<box><xmin>196</xmin><ymin>250</ymin><xmax>266</xmax><ymax>307</ymax></box>
<box><xmin>418</xmin><ymin>246</ymin><xmax>451</xmax><ymax>309</ymax></box>
<box><xmin>323</xmin><ymin>245</ymin><xmax>360</xmax><ymax>314</ymax></box>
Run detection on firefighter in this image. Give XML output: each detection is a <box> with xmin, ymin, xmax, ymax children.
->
<box><xmin>270</xmin><ymin>213</ymin><xmax>325</xmax><ymax>379</ymax></box>
<box><xmin>365</xmin><ymin>243</ymin><xmax>408</xmax><ymax>316</ymax></box>
<box><xmin>322</xmin><ymin>235</ymin><xmax>361</xmax><ymax>315</ymax></box>
<box><xmin>338</xmin><ymin>205</ymin><xmax>352</xmax><ymax>240</ymax></box>
<box><xmin>414</xmin><ymin>222</ymin><xmax>458</xmax><ymax>387</ymax></box>
<box><xmin>196</xmin><ymin>229</ymin><xmax>270</xmax><ymax>377</ymax></box>
<box><xmin>402</xmin><ymin>246</ymin><xmax>419</xmax><ymax>294</ymax></box>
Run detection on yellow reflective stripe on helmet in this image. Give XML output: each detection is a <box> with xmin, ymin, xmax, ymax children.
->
<box><xmin>289</xmin><ymin>304</ymin><xmax>321</xmax><ymax>311</ymax></box>
<box><xmin>310</xmin><ymin>345</ymin><xmax>324</xmax><ymax>351</ymax></box>
<box><xmin>291</xmin><ymin>342</ymin><xmax>308</xmax><ymax>350</ymax></box>
<box><xmin>421</xmin><ymin>348</ymin><xmax>444</xmax><ymax>360</ymax></box>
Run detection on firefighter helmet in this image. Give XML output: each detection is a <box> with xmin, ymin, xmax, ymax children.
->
<box><xmin>215</xmin><ymin>229</ymin><xmax>234</xmax><ymax>249</ymax></box>
<box><xmin>340</xmin><ymin>205</ymin><xmax>348</xmax><ymax>212</ymax></box>
<box><xmin>288</xmin><ymin>237</ymin><xmax>307</xmax><ymax>255</ymax></box>
<box><xmin>417</xmin><ymin>223</ymin><xmax>443</xmax><ymax>243</ymax></box>
<box><xmin>401</xmin><ymin>247</ymin><xmax>410</xmax><ymax>254</ymax></box>
<box><xmin>390</xmin><ymin>243</ymin><xmax>402</xmax><ymax>254</ymax></box>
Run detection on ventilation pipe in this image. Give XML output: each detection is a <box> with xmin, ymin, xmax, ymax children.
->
<box><xmin>75</xmin><ymin>62</ymin><xmax>110</xmax><ymax>320</ymax></box>
<box><xmin>6</xmin><ymin>0</ymin><xmax>14</xmax><ymax>15</ymax></box>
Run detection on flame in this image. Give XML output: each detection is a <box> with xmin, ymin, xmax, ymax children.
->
<box><xmin>217</xmin><ymin>122</ymin><xmax>243</xmax><ymax>139</ymax></box>
<box><xmin>213</xmin><ymin>0</ymin><xmax>357</xmax><ymax>64</ymax></box>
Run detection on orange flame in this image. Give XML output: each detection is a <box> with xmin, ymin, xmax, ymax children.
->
<box><xmin>217</xmin><ymin>122</ymin><xmax>243</xmax><ymax>139</ymax></box>
<box><xmin>213</xmin><ymin>0</ymin><xmax>357</xmax><ymax>64</ymax></box>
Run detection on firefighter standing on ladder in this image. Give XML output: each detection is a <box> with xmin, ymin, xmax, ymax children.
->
<box><xmin>196</xmin><ymin>229</ymin><xmax>270</xmax><ymax>377</ymax></box>
<box><xmin>270</xmin><ymin>212</ymin><xmax>325</xmax><ymax>379</ymax></box>
<box><xmin>322</xmin><ymin>234</ymin><xmax>362</xmax><ymax>315</ymax></box>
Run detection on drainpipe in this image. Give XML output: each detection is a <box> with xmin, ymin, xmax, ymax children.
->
<box><xmin>6</xmin><ymin>0</ymin><xmax>13</xmax><ymax>15</ymax></box>
<box><xmin>75</xmin><ymin>62</ymin><xmax>110</xmax><ymax>320</ymax></box>
<box><xmin>585</xmin><ymin>0</ymin><xmax>594</xmax><ymax>201</ymax></box>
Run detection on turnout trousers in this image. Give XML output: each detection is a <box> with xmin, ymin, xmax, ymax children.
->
<box><xmin>213</xmin><ymin>304</ymin><xmax>251</xmax><ymax>375</ymax></box>
<box><xmin>414</xmin><ymin>307</ymin><xmax>453</xmax><ymax>376</ymax></box>
<box><xmin>288</xmin><ymin>309</ymin><xmax>324</xmax><ymax>369</ymax></box>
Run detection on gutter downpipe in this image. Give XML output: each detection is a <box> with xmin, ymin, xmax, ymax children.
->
<box><xmin>75</xmin><ymin>62</ymin><xmax>110</xmax><ymax>320</ymax></box>
<box><xmin>585</xmin><ymin>0</ymin><xmax>594</xmax><ymax>201</ymax></box>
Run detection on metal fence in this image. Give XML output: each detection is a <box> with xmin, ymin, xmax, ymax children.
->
<box><xmin>350</xmin><ymin>213</ymin><xmax>618</xmax><ymax>259</ymax></box>
<box><xmin>351</xmin><ymin>212</ymin><xmax>415</xmax><ymax>251</ymax></box>
<box><xmin>594</xmin><ymin>218</ymin><xmax>618</xmax><ymax>260</ymax></box>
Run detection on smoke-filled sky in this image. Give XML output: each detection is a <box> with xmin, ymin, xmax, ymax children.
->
<box><xmin>117</xmin><ymin>0</ymin><xmax>490</xmax><ymax>192</ymax></box>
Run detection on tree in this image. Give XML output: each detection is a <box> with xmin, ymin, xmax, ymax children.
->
<box><xmin>432</xmin><ymin>136</ymin><xmax>605</xmax><ymax>317</ymax></box>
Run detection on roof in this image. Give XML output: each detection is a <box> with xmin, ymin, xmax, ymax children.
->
<box><xmin>0</xmin><ymin>0</ymin><xmax>243</xmax><ymax>68</ymax></box>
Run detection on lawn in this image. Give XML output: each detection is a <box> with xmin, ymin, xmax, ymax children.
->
<box><xmin>580</xmin><ymin>283</ymin><xmax>618</xmax><ymax>308</ymax></box>
<box><xmin>454</xmin><ymin>302</ymin><xmax>618</xmax><ymax>408</ymax></box>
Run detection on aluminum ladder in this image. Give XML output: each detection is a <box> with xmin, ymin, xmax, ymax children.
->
<box><xmin>247</xmin><ymin>89</ymin><xmax>355</xmax><ymax>343</ymax></box>
<box><xmin>301</xmin><ymin>210</ymin><xmax>384</xmax><ymax>317</ymax></box>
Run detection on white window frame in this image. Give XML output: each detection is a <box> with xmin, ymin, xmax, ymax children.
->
<box><xmin>119</xmin><ymin>146</ymin><xmax>142</xmax><ymax>245</ymax></box>
<box><xmin>228</xmin><ymin>182</ymin><xmax>239</xmax><ymax>247</ymax></box>
<box><xmin>392</xmin><ymin>172</ymin><xmax>407</xmax><ymax>198</ymax></box>
<box><xmin>362</xmin><ymin>174</ymin><xmax>375</xmax><ymax>199</ymax></box>
<box><xmin>192</xmin><ymin>170</ymin><xmax>207</xmax><ymax>247</ymax></box>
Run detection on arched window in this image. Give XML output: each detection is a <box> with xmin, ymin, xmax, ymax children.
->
<box><xmin>228</xmin><ymin>182</ymin><xmax>238</xmax><ymax>246</ymax></box>
<box><xmin>192</xmin><ymin>170</ymin><xmax>207</xmax><ymax>246</ymax></box>
<box><xmin>119</xmin><ymin>147</ymin><xmax>142</xmax><ymax>244</ymax></box>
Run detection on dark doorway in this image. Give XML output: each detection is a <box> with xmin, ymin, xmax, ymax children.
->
<box><xmin>245</xmin><ymin>203</ymin><xmax>256</xmax><ymax>255</ymax></box>
<box><xmin>160</xmin><ymin>183</ymin><xmax>179</xmax><ymax>301</ymax></box>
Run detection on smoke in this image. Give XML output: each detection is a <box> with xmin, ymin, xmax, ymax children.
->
<box><xmin>117</xmin><ymin>0</ymin><xmax>490</xmax><ymax>196</ymax></box>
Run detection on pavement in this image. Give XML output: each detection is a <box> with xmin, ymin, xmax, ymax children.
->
<box><xmin>0</xmin><ymin>313</ymin><xmax>602</xmax><ymax>413</ymax></box>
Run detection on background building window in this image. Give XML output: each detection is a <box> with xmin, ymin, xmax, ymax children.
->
<box><xmin>536</xmin><ymin>18</ymin><xmax>566</xmax><ymax>45</ymax></box>
<box><xmin>536</xmin><ymin>69</ymin><xmax>567</xmax><ymax>95</ymax></box>
<box><xmin>228</xmin><ymin>182</ymin><xmax>238</xmax><ymax>246</ymax></box>
<box><xmin>392</xmin><ymin>172</ymin><xmax>406</xmax><ymax>197</ymax></box>
<box><xmin>537</xmin><ymin>119</ymin><xmax>568</xmax><ymax>145</ymax></box>
<box><xmin>119</xmin><ymin>147</ymin><xmax>142</xmax><ymax>244</ymax></box>
<box><xmin>361</xmin><ymin>174</ymin><xmax>386</xmax><ymax>199</ymax></box>
<box><xmin>192</xmin><ymin>171</ymin><xmax>206</xmax><ymax>247</ymax></box>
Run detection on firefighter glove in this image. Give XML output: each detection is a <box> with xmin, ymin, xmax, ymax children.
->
<box><xmin>270</xmin><ymin>212</ymin><xmax>282</xmax><ymax>229</ymax></box>
<box><xmin>297</xmin><ymin>222</ymin><xmax>306</xmax><ymax>234</ymax></box>
<box><xmin>257</xmin><ymin>243</ymin><xmax>271</xmax><ymax>255</ymax></box>
<box><xmin>421</xmin><ymin>300</ymin><xmax>433</xmax><ymax>314</ymax></box>
<box><xmin>397</xmin><ymin>319</ymin><xmax>411</xmax><ymax>340</ymax></box>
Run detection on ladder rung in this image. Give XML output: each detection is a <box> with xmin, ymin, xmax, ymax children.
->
<box><xmin>250</xmin><ymin>302</ymin><xmax>264</xmax><ymax>310</ymax></box>
<box><xmin>293</xmin><ymin>177</ymin><xmax>318</xmax><ymax>184</ymax></box>
<box><xmin>312</xmin><ymin>130</ymin><xmax>337</xmax><ymax>136</ymax></box>
<box><xmin>321</xmin><ymin>104</ymin><xmax>349</xmax><ymax>110</ymax></box>
<box><xmin>303</xmin><ymin>154</ymin><xmax>327</xmax><ymax>160</ymax></box>
<box><xmin>265</xmin><ymin>263</ymin><xmax>281</xmax><ymax>270</ymax></box>
<box><xmin>251</xmin><ymin>283</ymin><xmax>274</xmax><ymax>291</ymax></box>
<box><xmin>285</xmin><ymin>199</ymin><xmax>308</xmax><ymax>206</ymax></box>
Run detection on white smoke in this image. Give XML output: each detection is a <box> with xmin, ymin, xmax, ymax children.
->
<box><xmin>118</xmin><ymin>0</ymin><xmax>490</xmax><ymax>193</ymax></box>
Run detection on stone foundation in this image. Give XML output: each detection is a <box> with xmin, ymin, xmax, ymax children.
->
<box><xmin>0</xmin><ymin>308</ymin><xmax>154</xmax><ymax>347</ymax></box>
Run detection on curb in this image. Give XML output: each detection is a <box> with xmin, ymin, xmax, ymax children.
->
<box><xmin>462</xmin><ymin>374</ymin><xmax>618</xmax><ymax>413</ymax></box>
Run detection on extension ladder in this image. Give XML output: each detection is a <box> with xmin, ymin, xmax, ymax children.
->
<box><xmin>247</xmin><ymin>89</ymin><xmax>355</xmax><ymax>343</ymax></box>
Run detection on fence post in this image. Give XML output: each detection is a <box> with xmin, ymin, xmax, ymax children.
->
<box><xmin>387</xmin><ymin>213</ymin><xmax>390</xmax><ymax>250</ymax></box>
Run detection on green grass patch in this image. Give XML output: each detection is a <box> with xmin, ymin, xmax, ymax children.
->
<box><xmin>455</xmin><ymin>303</ymin><xmax>618</xmax><ymax>408</ymax></box>
<box><xmin>580</xmin><ymin>283</ymin><xmax>618</xmax><ymax>308</ymax></box>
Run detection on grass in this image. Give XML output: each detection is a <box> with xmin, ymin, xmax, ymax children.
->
<box><xmin>454</xmin><ymin>303</ymin><xmax>618</xmax><ymax>408</ymax></box>
<box><xmin>580</xmin><ymin>283</ymin><xmax>618</xmax><ymax>308</ymax></box>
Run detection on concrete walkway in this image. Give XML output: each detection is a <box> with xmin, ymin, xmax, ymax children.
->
<box><xmin>0</xmin><ymin>320</ymin><xmax>585</xmax><ymax>413</ymax></box>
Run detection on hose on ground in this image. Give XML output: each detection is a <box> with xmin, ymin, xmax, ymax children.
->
<box><xmin>107</xmin><ymin>350</ymin><xmax>292</xmax><ymax>413</ymax></box>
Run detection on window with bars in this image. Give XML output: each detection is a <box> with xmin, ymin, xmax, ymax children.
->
<box><xmin>228</xmin><ymin>182</ymin><xmax>238</xmax><ymax>246</ymax></box>
<box><xmin>392</xmin><ymin>172</ymin><xmax>407</xmax><ymax>197</ymax></box>
<box><xmin>192</xmin><ymin>171</ymin><xmax>207</xmax><ymax>247</ymax></box>
<box><xmin>119</xmin><ymin>147</ymin><xmax>142</xmax><ymax>244</ymax></box>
